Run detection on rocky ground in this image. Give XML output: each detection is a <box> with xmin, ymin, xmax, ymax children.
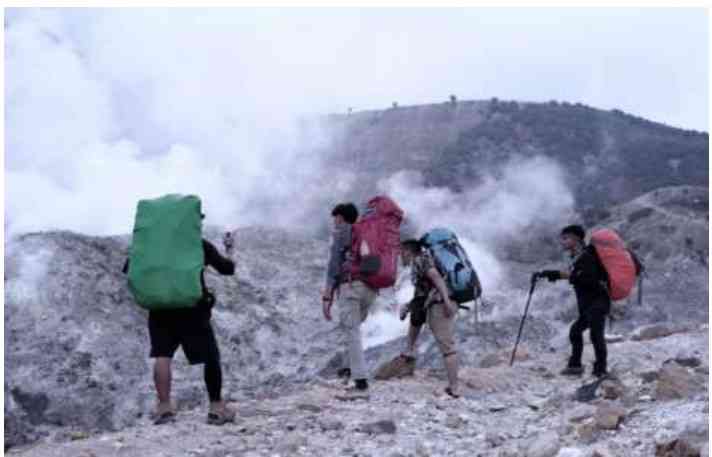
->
<box><xmin>7</xmin><ymin>323</ymin><xmax>708</xmax><ymax>457</ymax></box>
<box><xmin>4</xmin><ymin>186</ymin><xmax>709</xmax><ymax>455</ymax></box>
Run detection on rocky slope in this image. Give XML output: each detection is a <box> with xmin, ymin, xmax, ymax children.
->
<box><xmin>7</xmin><ymin>325</ymin><xmax>709</xmax><ymax>457</ymax></box>
<box><xmin>4</xmin><ymin>186</ymin><xmax>709</xmax><ymax>454</ymax></box>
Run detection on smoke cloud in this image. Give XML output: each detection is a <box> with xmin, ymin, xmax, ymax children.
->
<box><xmin>5</xmin><ymin>9</ymin><xmax>342</xmax><ymax>237</ymax></box>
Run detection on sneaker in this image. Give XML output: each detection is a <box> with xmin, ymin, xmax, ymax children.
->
<box><xmin>560</xmin><ymin>366</ymin><xmax>584</xmax><ymax>376</ymax></box>
<box><xmin>207</xmin><ymin>405</ymin><xmax>236</xmax><ymax>426</ymax></box>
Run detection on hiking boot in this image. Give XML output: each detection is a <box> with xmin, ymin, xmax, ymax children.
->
<box><xmin>592</xmin><ymin>368</ymin><xmax>608</xmax><ymax>378</ymax></box>
<box><xmin>207</xmin><ymin>405</ymin><xmax>236</xmax><ymax>426</ymax></box>
<box><xmin>337</xmin><ymin>367</ymin><xmax>351</xmax><ymax>379</ymax></box>
<box><xmin>335</xmin><ymin>379</ymin><xmax>370</xmax><ymax>401</ymax></box>
<box><xmin>375</xmin><ymin>354</ymin><xmax>416</xmax><ymax>380</ymax></box>
<box><xmin>560</xmin><ymin>366</ymin><xmax>585</xmax><ymax>376</ymax></box>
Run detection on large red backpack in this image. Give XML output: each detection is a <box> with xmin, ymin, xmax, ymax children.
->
<box><xmin>349</xmin><ymin>196</ymin><xmax>404</xmax><ymax>289</ymax></box>
<box><xmin>590</xmin><ymin>229</ymin><xmax>637</xmax><ymax>301</ymax></box>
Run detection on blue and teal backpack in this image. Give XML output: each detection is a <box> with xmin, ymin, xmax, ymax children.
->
<box><xmin>420</xmin><ymin>228</ymin><xmax>482</xmax><ymax>304</ymax></box>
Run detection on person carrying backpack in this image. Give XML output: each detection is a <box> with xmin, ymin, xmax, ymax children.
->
<box><xmin>535</xmin><ymin>224</ymin><xmax>612</xmax><ymax>378</ymax></box>
<box><xmin>398</xmin><ymin>238</ymin><xmax>461</xmax><ymax>398</ymax></box>
<box><xmin>322</xmin><ymin>197</ymin><xmax>403</xmax><ymax>397</ymax></box>
<box><xmin>123</xmin><ymin>195</ymin><xmax>237</xmax><ymax>425</ymax></box>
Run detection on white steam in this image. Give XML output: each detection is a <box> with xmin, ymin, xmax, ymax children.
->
<box><xmin>5</xmin><ymin>9</ymin><xmax>339</xmax><ymax>237</ymax></box>
<box><xmin>379</xmin><ymin>155</ymin><xmax>575</xmax><ymax>292</ymax></box>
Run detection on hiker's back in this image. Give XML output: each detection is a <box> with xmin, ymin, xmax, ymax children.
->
<box><xmin>127</xmin><ymin>194</ymin><xmax>205</xmax><ymax>310</ymax></box>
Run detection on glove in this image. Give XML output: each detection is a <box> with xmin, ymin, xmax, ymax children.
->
<box><xmin>539</xmin><ymin>270</ymin><xmax>561</xmax><ymax>282</ymax></box>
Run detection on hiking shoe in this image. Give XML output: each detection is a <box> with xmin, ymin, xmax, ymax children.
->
<box><xmin>153</xmin><ymin>410</ymin><xmax>176</xmax><ymax>425</ymax></box>
<box><xmin>335</xmin><ymin>379</ymin><xmax>370</xmax><ymax>401</ymax></box>
<box><xmin>337</xmin><ymin>367</ymin><xmax>351</xmax><ymax>379</ymax></box>
<box><xmin>592</xmin><ymin>369</ymin><xmax>608</xmax><ymax>378</ymax></box>
<box><xmin>152</xmin><ymin>403</ymin><xmax>176</xmax><ymax>425</ymax></box>
<box><xmin>560</xmin><ymin>366</ymin><xmax>585</xmax><ymax>376</ymax></box>
<box><xmin>207</xmin><ymin>406</ymin><xmax>236</xmax><ymax>426</ymax></box>
<box><xmin>374</xmin><ymin>354</ymin><xmax>416</xmax><ymax>380</ymax></box>
<box><xmin>444</xmin><ymin>387</ymin><xmax>461</xmax><ymax>399</ymax></box>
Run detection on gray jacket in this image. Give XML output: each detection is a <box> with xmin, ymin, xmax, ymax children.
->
<box><xmin>325</xmin><ymin>222</ymin><xmax>352</xmax><ymax>290</ymax></box>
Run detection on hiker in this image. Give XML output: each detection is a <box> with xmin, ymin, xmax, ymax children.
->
<box><xmin>535</xmin><ymin>224</ymin><xmax>611</xmax><ymax>378</ymax></box>
<box><xmin>398</xmin><ymin>238</ymin><xmax>461</xmax><ymax>398</ymax></box>
<box><xmin>322</xmin><ymin>197</ymin><xmax>404</xmax><ymax>396</ymax></box>
<box><xmin>322</xmin><ymin>202</ymin><xmax>374</xmax><ymax>394</ymax></box>
<box><xmin>123</xmin><ymin>200</ymin><xmax>237</xmax><ymax>425</ymax></box>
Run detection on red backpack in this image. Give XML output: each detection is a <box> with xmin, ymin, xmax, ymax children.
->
<box><xmin>349</xmin><ymin>196</ymin><xmax>404</xmax><ymax>289</ymax></box>
<box><xmin>590</xmin><ymin>229</ymin><xmax>637</xmax><ymax>301</ymax></box>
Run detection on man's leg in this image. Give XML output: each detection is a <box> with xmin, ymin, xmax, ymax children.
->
<box><xmin>568</xmin><ymin>315</ymin><xmax>589</xmax><ymax>368</ymax></box>
<box><xmin>403</xmin><ymin>324</ymin><xmax>422</xmax><ymax>358</ymax></box>
<box><xmin>428</xmin><ymin>302</ymin><xmax>459</xmax><ymax>396</ymax></box>
<box><xmin>562</xmin><ymin>314</ymin><xmax>589</xmax><ymax>376</ymax></box>
<box><xmin>342</xmin><ymin>281</ymin><xmax>376</xmax><ymax>389</ymax></box>
<box><xmin>154</xmin><ymin>357</ymin><xmax>172</xmax><ymax>409</ymax></box>
<box><xmin>403</xmin><ymin>299</ymin><xmax>426</xmax><ymax>359</ymax></box>
<box><xmin>183</xmin><ymin>320</ymin><xmax>235</xmax><ymax>424</ymax></box>
<box><xmin>205</xmin><ymin>357</ymin><xmax>223</xmax><ymax>407</ymax></box>
<box><xmin>589</xmin><ymin>308</ymin><xmax>608</xmax><ymax>376</ymax></box>
<box><xmin>148</xmin><ymin>313</ymin><xmax>179</xmax><ymax>419</ymax></box>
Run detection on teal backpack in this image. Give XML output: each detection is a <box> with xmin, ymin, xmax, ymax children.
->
<box><xmin>420</xmin><ymin>228</ymin><xmax>482</xmax><ymax>304</ymax></box>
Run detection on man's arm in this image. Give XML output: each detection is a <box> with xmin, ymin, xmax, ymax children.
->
<box><xmin>203</xmin><ymin>240</ymin><xmax>235</xmax><ymax>275</ymax></box>
<box><xmin>323</xmin><ymin>224</ymin><xmax>350</xmax><ymax>295</ymax></box>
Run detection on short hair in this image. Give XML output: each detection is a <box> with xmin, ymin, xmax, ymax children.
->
<box><xmin>331</xmin><ymin>203</ymin><xmax>359</xmax><ymax>224</ymax></box>
<box><xmin>560</xmin><ymin>224</ymin><xmax>585</xmax><ymax>240</ymax></box>
<box><xmin>400</xmin><ymin>239</ymin><xmax>423</xmax><ymax>254</ymax></box>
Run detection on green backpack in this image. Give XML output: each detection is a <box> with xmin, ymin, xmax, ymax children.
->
<box><xmin>127</xmin><ymin>194</ymin><xmax>205</xmax><ymax>310</ymax></box>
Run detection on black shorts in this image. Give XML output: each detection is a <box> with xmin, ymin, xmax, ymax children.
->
<box><xmin>148</xmin><ymin>309</ymin><xmax>220</xmax><ymax>365</ymax></box>
<box><xmin>410</xmin><ymin>296</ymin><xmax>428</xmax><ymax>327</ymax></box>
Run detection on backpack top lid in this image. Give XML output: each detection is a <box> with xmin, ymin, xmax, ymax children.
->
<box><xmin>590</xmin><ymin>228</ymin><xmax>636</xmax><ymax>301</ymax></box>
<box><xmin>362</xmin><ymin>195</ymin><xmax>404</xmax><ymax>221</ymax></box>
<box><xmin>421</xmin><ymin>228</ymin><xmax>457</xmax><ymax>246</ymax></box>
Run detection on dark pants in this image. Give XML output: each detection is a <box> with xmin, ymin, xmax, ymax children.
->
<box><xmin>568</xmin><ymin>305</ymin><xmax>608</xmax><ymax>373</ymax></box>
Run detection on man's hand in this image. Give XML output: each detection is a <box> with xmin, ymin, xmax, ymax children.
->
<box><xmin>321</xmin><ymin>287</ymin><xmax>334</xmax><ymax>321</ymax></box>
<box><xmin>442</xmin><ymin>296</ymin><xmax>456</xmax><ymax>319</ymax></box>
<box><xmin>399</xmin><ymin>304</ymin><xmax>410</xmax><ymax>321</ymax></box>
<box><xmin>322</xmin><ymin>299</ymin><xmax>333</xmax><ymax>321</ymax></box>
<box><xmin>538</xmin><ymin>270</ymin><xmax>561</xmax><ymax>282</ymax></box>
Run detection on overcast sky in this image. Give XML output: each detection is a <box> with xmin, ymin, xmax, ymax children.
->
<box><xmin>5</xmin><ymin>7</ymin><xmax>708</xmax><ymax>236</ymax></box>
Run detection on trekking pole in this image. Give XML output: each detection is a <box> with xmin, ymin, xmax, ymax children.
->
<box><xmin>474</xmin><ymin>298</ymin><xmax>479</xmax><ymax>327</ymax></box>
<box><xmin>510</xmin><ymin>274</ymin><xmax>539</xmax><ymax>366</ymax></box>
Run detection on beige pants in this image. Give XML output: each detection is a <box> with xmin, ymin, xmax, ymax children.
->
<box><xmin>337</xmin><ymin>281</ymin><xmax>377</xmax><ymax>380</ymax></box>
<box><xmin>427</xmin><ymin>300</ymin><xmax>458</xmax><ymax>357</ymax></box>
